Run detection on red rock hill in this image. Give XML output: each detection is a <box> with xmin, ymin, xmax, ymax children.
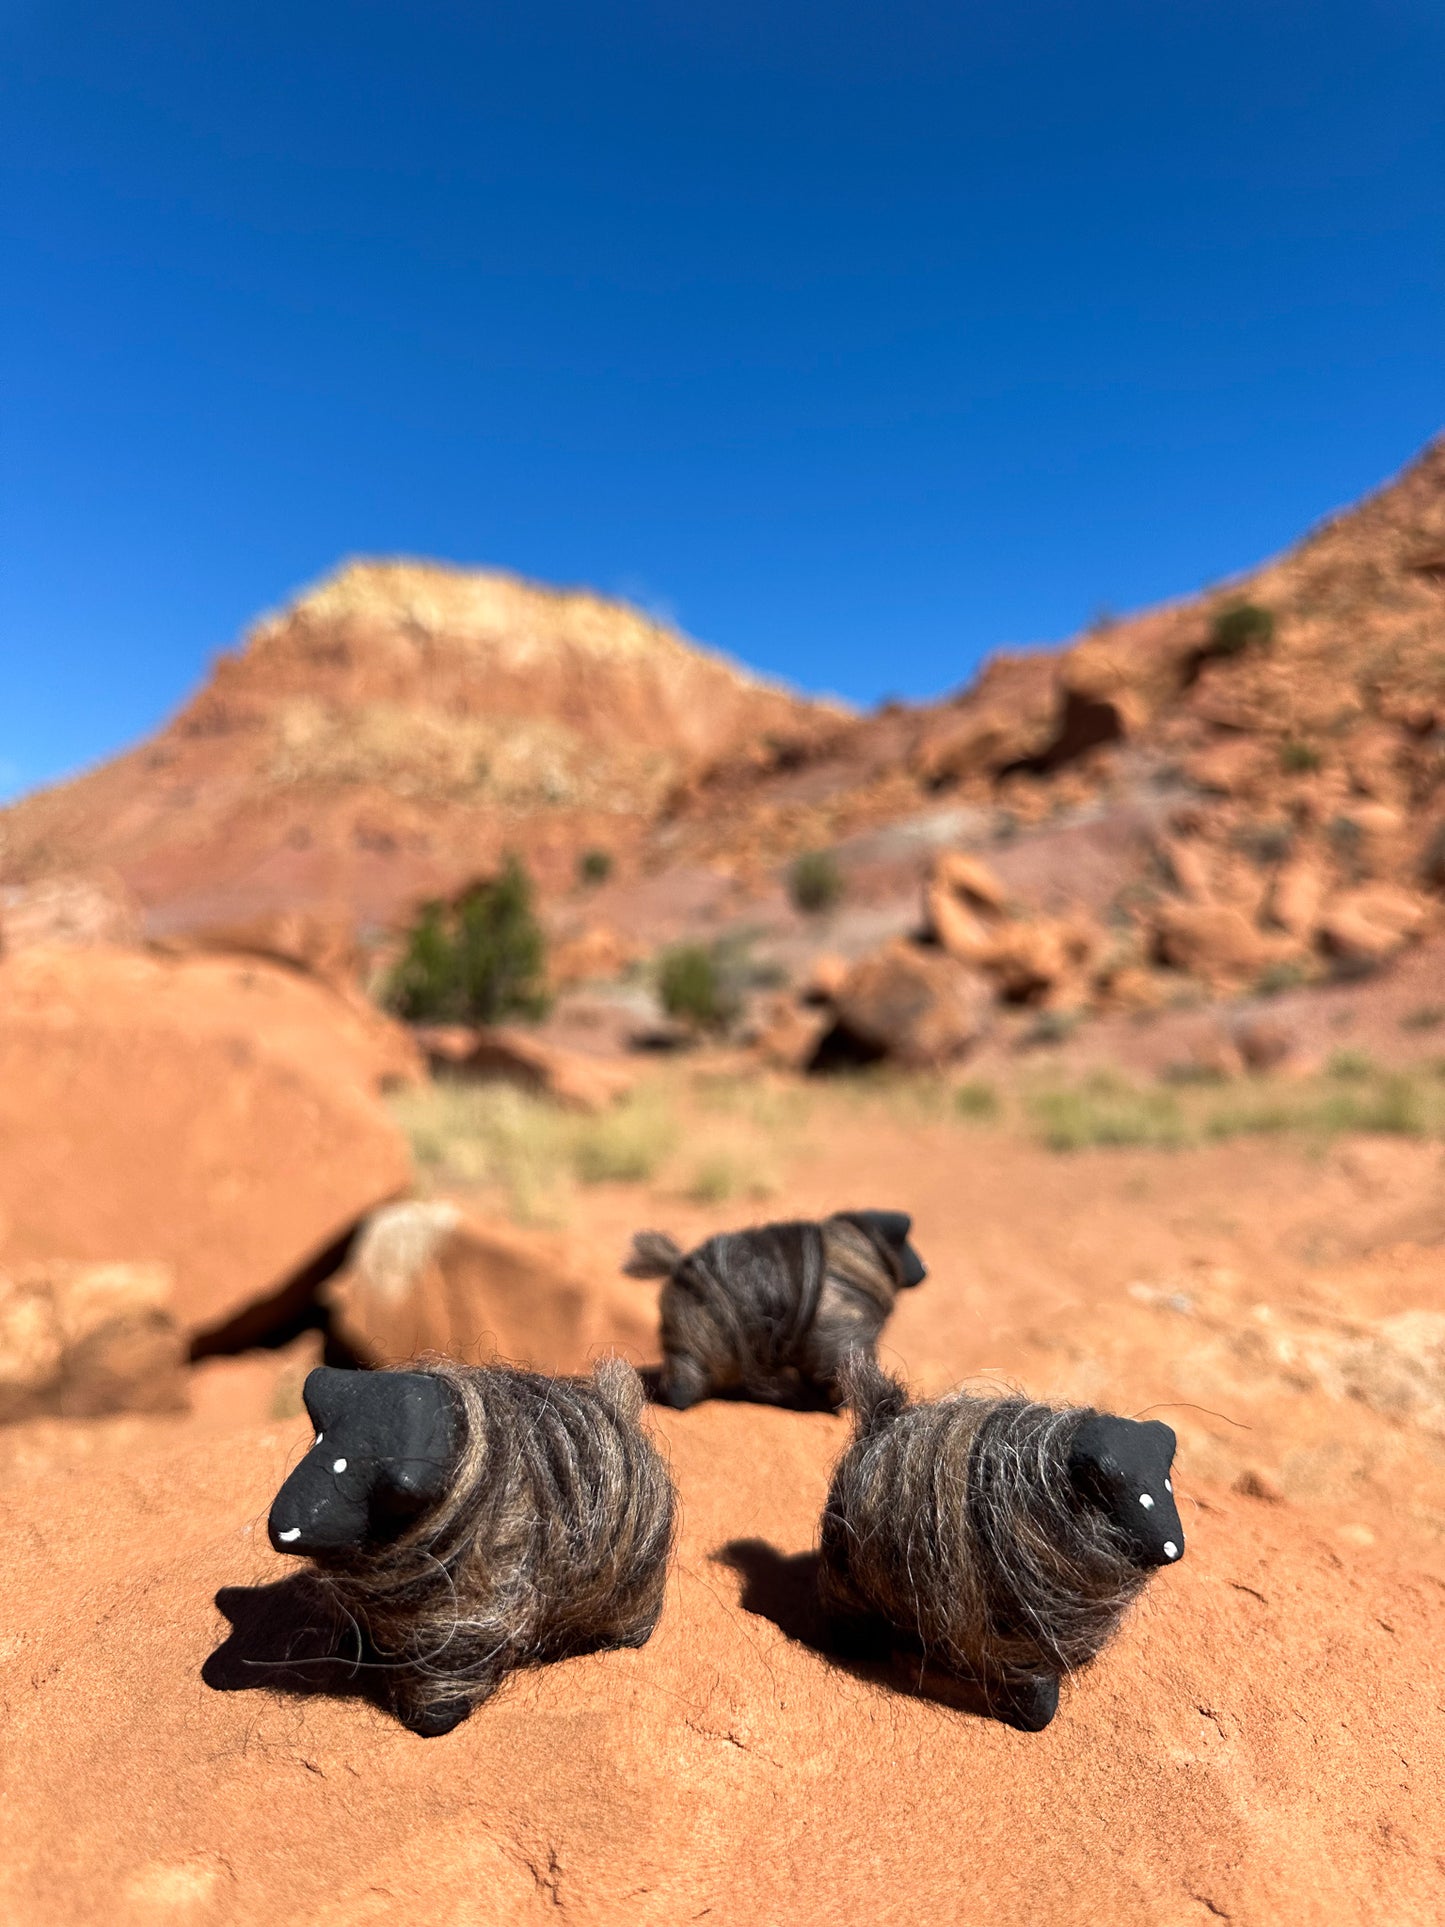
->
<box><xmin>0</xmin><ymin>562</ymin><xmax>838</xmax><ymax>934</ymax></box>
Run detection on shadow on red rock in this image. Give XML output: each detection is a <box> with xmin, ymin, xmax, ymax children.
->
<box><xmin>714</xmin><ymin>1539</ymin><xmax>1059</xmax><ymax>1732</ymax></box>
<box><xmin>202</xmin><ymin>1577</ymin><xmax>394</xmax><ymax>1716</ymax></box>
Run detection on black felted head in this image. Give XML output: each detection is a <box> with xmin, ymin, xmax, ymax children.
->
<box><xmin>1067</xmin><ymin>1415</ymin><xmax>1184</xmax><ymax>1569</ymax></box>
<box><xmin>268</xmin><ymin>1368</ymin><xmax>461</xmax><ymax>1558</ymax></box>
<box><xmin>839</xmin><ymin>1209</ymin><xmax>927</xmax><ymax>1288</ymax></box>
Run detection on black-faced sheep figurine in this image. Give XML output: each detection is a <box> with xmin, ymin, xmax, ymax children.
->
<box><xmin>267</xmin><ymin>1357</ymin><xmax>676</xmax><ymax>1736</ymax></box>
<box><xmin>819</xmin><ymin>1355</ymin><xmax>1184</xmax><ymax>1730</ymax></box>
<box><xmin>623</xmin><ymin>1209</ymin><xmax>927</xmax><ymax>1410</ymax></box>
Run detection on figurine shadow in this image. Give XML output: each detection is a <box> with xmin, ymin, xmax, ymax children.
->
<box><xmin>202</xmin><ymin>1576</ymin><xmax>396</xmax><ymax>1719</ymax></box>
<box><xmin>636</xmin><ymin>1364</ymin><xmax>838</xmax><ymax>1414</ymax></box>
<box><xmin>202</xmin><ymin>1576</ymin><xmax>646</xmax><ymax>1735</ymax></box>
<box><xmin>714</xmin><ymin>1539</ymin><xmax>1059</xmax><ymax>1733</ymax></box>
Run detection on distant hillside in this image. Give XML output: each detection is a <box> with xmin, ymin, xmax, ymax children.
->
<box><xmin>0</xmin><ymin>561</ymin><xmax>839</xmax><ymax>933</ymax></box>
<box><xmin>3</xmin><ymin>438</ymin><xmax>1441</xmax><ymax>955</ymax></box>
<box><xmin>662</xmin><ymin>435</ymin><xmax>1445</xmax><ymax>874</ymax></box>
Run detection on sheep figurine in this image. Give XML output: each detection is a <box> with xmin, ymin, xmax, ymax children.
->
<box><xmin>623</xmin><ymin>1208</ymin><xmax>927</xmax><ymax>1410</ymax></box>
<box><xmin>267</xmin><ymin>1357</ymin><xmax>676</xmax><ymax>1736</ymax></box>
<box><xmin>819</xmin><ymin>1355</ymin><xmax>1185</xmax><ymax>1730</ymax></box>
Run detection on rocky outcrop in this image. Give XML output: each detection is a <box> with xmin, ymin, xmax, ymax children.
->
<box><xmin>923</xmin><ymin>850</ymin><xmax>1104</xmax><ymax>1007</ymax></box>
<box><xmin>825</xmin><ymin>941</ymin><xmax>991</xmax><ymax>1068</ymax></box>
<box><xmin>0</xmin><ymin>946</ymin><xmax>414</xmax><ymax>1336</ymax></box>
<box><xmin>1320</xmin><ymin>883</ymin><xmax>1429</xmax><ymax>968</ymax></box>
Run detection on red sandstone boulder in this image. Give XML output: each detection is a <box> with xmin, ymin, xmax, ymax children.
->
<box><xmin>1269</xmin><ymin>851</ymin><xmax>1330</xmax><ymax>940</ymax></box>
<box><xmin>830</xmin><ymin>941</ymin><xmax>991</xmax><ymax>1067</ymax></box>
<box><xmin>1152</xmin><ymin>902</ymin><xmax>1301</xmax><ymax>988</ymax></box>
<box><xmin>0</xmin><ymin>946</ymin><xmax>414</xmax><ymax>1336</ymax></box>
<box><xmin>325</xmin><ymin>1200</ymin><xmax>655</xmax><ymax>1371</ymax></box>
<box><xmin>748</xmin><ymin>994</ymin><xmax>831</xmax><ymax>1071</ymax></box>
<box><xmin>1320</xmin><ymin>883</ymin><xmax>1429</xmax><ymax>966</ymax></box>
<box><xmin>412</xmin><ymin>1023</ymin><xmax>633</xmax><ymax>1111</ymax></box>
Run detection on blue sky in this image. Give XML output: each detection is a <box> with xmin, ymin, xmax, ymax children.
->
<box><xmin>3</xmin><ymin>0</ymin><xmax>1442</xmax><ymax>801</ymax></box>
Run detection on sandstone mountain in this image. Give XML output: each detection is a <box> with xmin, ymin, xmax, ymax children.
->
<box><xmin>0</xmin><ymin>561</ymin><xmax>837</xmax><ymax>935</ymax></box>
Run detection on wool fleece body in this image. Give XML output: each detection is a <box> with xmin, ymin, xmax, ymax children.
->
<box><xmin>268</xmin><ymin>1358</ymin><xmax>676</xmax><ymax>1735</ymax></box>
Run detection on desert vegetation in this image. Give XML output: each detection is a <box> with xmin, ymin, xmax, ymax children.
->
<box><xmin>787</xmin><ymin>848</ymin><xmax>844</xmax><ymax>915</ymax></box>
<box><xmin>384</xmin><ymin>855</ymin><xmax>550</xmax><ymax>1025</ymax></box>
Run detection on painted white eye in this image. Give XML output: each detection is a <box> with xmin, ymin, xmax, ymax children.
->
<box><xmin>278</xmin><ymin>1526</ymin><xmax>301</xmax><ymax>1543</ymax></box>
<box><xmin>1139</xmin><ymin>1493</ymin><xmax>1155</xmax><ymax>1510</ymax></box>
<box><xmin>332</xmin><ymin>1457</ymin><xmax>348</xmax><ymax>1474</ymax></box>
<box><xmin>1163</xmin><ymin>1540</ymin><xmax>1179</xmax><ymax>1559</ymax></box>
<box><xmin>1165</xmin><ymin>1477</ymin><xmax>1172</xmax><ymax>1492</ymax></box>
<box><xmin>314</xmin><ymin>1433</ymin><xmax>323</xmax><ymax>1447</ymax></box>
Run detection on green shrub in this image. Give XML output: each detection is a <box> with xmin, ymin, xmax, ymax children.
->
<box><xmin>658</xmin><ymin>943</ymin><xmax>742</xmax><ymax>1033</ymax></box>
<box><xmin>788</xmin><ymin>849</ymin><xmax>844</xmax><ymax>915</ymax></box>
<box><xmin>578</xmin><ymin>847</ymin><xmax>613</xmax><ymax>886</ymax></box>
<box><xmin>1236</xmin><ymin>822</ymin><xmax>1294</xmax><ymax>867</ymax></box>
<box><xmin>1327</xmin><ymin>1048</ymin><xmax>1374</xmax><ymax>1081</ymax></box>
<box><xmin>1255</xmin><ymin>960</ymin><xmax>1311</xmax><ymax>997</ymax></box>
<box><xmin>1400</xmin><ymin>1006</ymin><xmax>1445</xmax><ymax>1032</ymax></box>
<box><xmin>1279</xmin><ymin>739</ymin><xmax>1322</xmax><ymax>774</ymax></box>
<box><xmin>1027</xmin><ymin>1075</ymin><xmax>1190</xmax><ymax>1152</ymax></box>
<box><xmin>385</xmin><ymin>855</ymin><xmax>550</xmax><ymax>1025</ymax></box>
<box><xmin>1209</xmin><ymin>602</ymin><xmax>1274</xmax><ymax>657</ymax></box>
<box><xmin>954</xmin><ymin>1080</ymin><xmax>1000</xmax><ymax>1121</ymax></box>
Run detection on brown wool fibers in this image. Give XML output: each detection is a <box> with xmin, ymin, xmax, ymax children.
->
<box><xmin>819</xmin><ymin>1355</ymin><xmax>1184</xmax><ymax>1728</ymax></box>
<box><xmin>285</xmin><ymin>1358</ymin><xmax>676</xmax><ymax>1735</ymax></box>
<box><xmin>623</xmin><ymin>1210</ymin><xmax>925</xmax><ymax>1409</ymax></box>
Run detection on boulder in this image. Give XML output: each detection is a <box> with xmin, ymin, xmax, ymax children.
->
<box><xmin>827</xmin><ymin>941</ymin><xmax>990</xmax><ymax>1068</ymax></box>
<box><xmin>1152</xmin><ymin>902</ymin><xmax>1300</xmax><ymax>988</ymax></box>
<box><xmin>748</xmin><ymin>994</ymin><xmax>831</xmax><ymax>1071</ymax></box>
<box><xmin>980</xmin><ymin>915</ymin><xmax>1102</xmax><ymax>1008</ymax></box>
<box><xmin>799</xmin><ymin>953</ymin><xmax>850</xmax><ymax>1005</ymax></box>
<box><xmin>1157</xmin><ymin>835</ymin><xmax>1214</xmax><ymax>903</ymax></box>
<box><xmin>1182</xmin><ymin>738</ymin><xmax>1262</xmax><ymax>796</ymax></box>
<box><xmin>325</xmin><ymin>1200</ymin><xmax>655</xmax><ymax>1371</ymax></box>
<box><xmin>412</xmin><ymin>1023</ymin><xmax>633</xmax><ymax>1111</ymax></box>
<box><xmin>923</xmin><ymin>883</ymin><xmax>995</xmax><ymax>966</ymax></box>
<box><xmin>1269</xmin><ymin>852</ymin><xmax>1330</xmax><ymax>939</ymax></box>
<box><xmin>1332</xmin><ymin>803</ymin><xmax>1406</xmax><ymax>879</ymax></box>
<box><xmin>0</xmin><ymin>1261</ymin><xmax>185</xmax><ymax>1423</ymax></box>
<box><xmin>0</xmin><ymin>946</ymin><xmax>413</xmax><ymax>1336</ymax></box>
<box><xmin>929</xmin><ymin>849</ymin><xmax>1008</xmax><ymax>912</ymax></box>
<box><xmin>161</xmin><ymin>909</ymin><xmax>362</xmax><ymax>989</ymax></box>
<box><xmin>1321</xmin><ymin>884</ymin><xmax>1428</xmax><ymax>967</ymax></box>
<box><xmin>1231</xmin><ymin>1015</ymin><xmax>1304</xmax><ymax>1075</ymax></box>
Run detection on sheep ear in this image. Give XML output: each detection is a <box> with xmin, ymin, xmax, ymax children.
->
<box><xmin>299</xmin><ymin>1364</ymin><xmax>367</xmax><ymax>1435</ymax></box>
<box><xmin>849</xmin><ymin>1208</ymin><xmax>912</xmax><ymax>1245</ymax></box>
<box><xmin>269</xmin><ymin>1370</ymin><xmax>460</xmax><ymax>1558</ymax></box>
<box><xmin>1068</xmin><ymin>1415</ymin><xmax>1184</xmax><ymax>1570</ymax></box>
<box><xmin>841</xmin><ymin>1210</ymin><xmax>927</xmax><ymax>1287</ymax></box>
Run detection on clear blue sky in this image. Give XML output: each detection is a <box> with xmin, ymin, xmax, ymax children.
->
<box><xmin>4</xmin><ymin>1</ymin><xmax>1443</xmax><ymax>802</ymax></box>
